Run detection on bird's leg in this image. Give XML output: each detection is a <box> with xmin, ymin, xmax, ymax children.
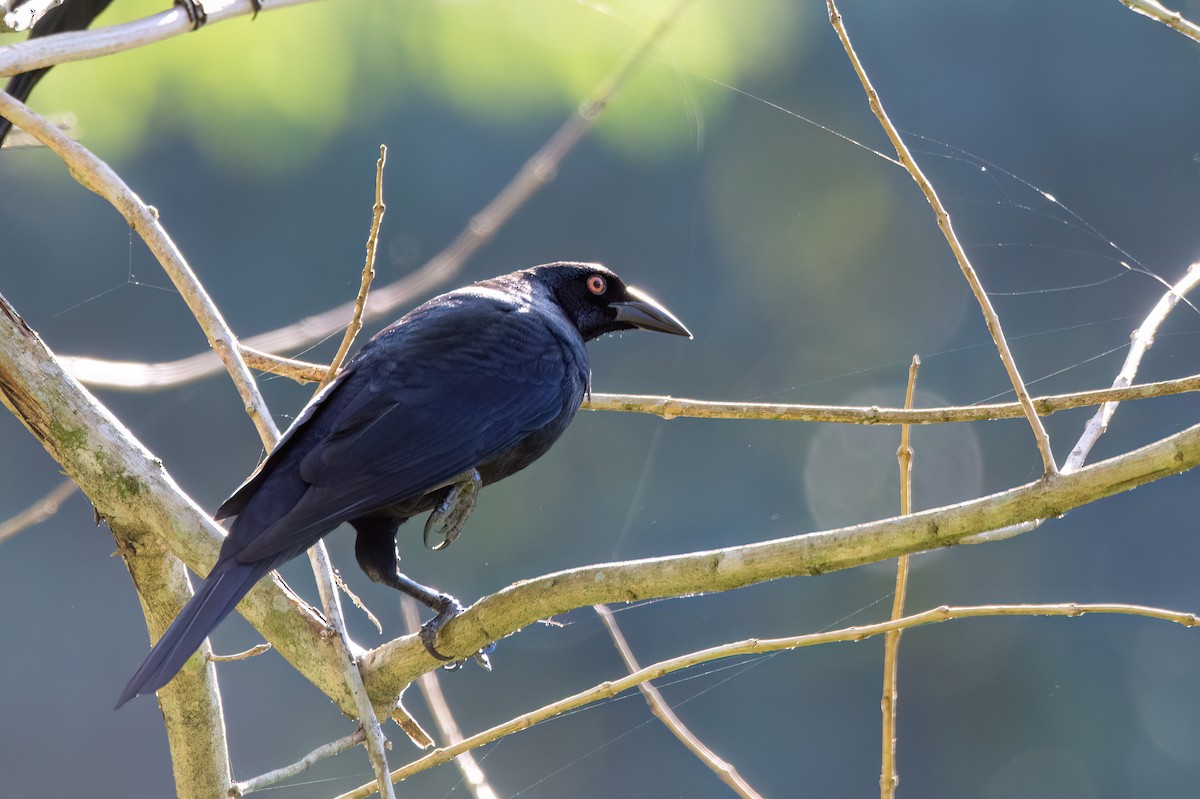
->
<box><xmin>353</xmin><ymin>520</ymin><xmax>488</xmax><ymax>667</ymax></box>
<box><xmin>423</xmin><ymin>468</ymin><xmax>482</xmax><ymax>551</ymax></box>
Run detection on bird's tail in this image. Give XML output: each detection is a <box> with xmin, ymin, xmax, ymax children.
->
<box><xmin>115</xmin><ymin>559</ymin><xmax>268</xmax><ymax>709</ymax></box>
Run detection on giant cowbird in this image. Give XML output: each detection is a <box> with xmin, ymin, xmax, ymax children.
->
<box><xmin>0</xmin><ymin>0</ymin><xmax>220</xmax><ymax>149</ymax></box>
<box><xmin>116</xmin><ymin>262</ymin><xmax>690</xmax><ymax>707</ymax></box>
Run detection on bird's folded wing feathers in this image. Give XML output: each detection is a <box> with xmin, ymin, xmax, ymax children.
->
<box><xmin>231</xmin><ymin>307</ymin><xmax>580</xmax><ymax>562</ymax></box>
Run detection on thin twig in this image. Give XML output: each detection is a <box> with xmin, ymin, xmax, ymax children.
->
<box><xmin>307</xmin><ymin>541</ymin><xmax>398</xmax><ymax>799</ymax></box>
<box><xmin>0</xmin><ymin>89</ymin><xmax>279</xmax><ymax>445</ymax></box>
<box><xmin>969</xmin><ymin>261</ymin><xmax>1200</xmax><ymax>544</ymax></box>
<box><xmin>208</xmin><ymin>643</ymin><xmax>273</xmax><ymax>663</ymax></box>
<box><xmin>319</xmin><ymin>145</ymin><xmax>387</xmax><ymax>392</ymax></box>
<box><xmin>826</xmin><ymin>0</ymin><xmax>1057</xmax><ymax>475</ymax></box>
<box><xmin>1119</xmin><ymin>0</ymin><xmax>1200</xmax><ymax>42</ymax></box>
<box><xmin>341</xmin><ymin>601</ymin><xmax>1200</xmax><ymax>798</ymax></box>
<box><xmin>401</xmin><ymin>597</ymin><xmax>499</xmax><ymax>799</ymax></box>
<box><xmin>595</xmin><ymin>604</ymin><xmax>764</xmax><ymax>799</ymax></box>
<box><xmin>233</xmin><ymin>729</ymin><xmax>368</xmax><ymax>797</ymax></box>
<box><xmin>54</xmin><ymin>0</ymin><xmax>694</xmax><ymax>394</ymax></box>
<box><xmin>1065</xmin><ymin>262</ymin><xmax>1200</xmax><ymax>472</ymax></box>
<box><xmin>881</xmin><ymin>356</ymin><xmax>919</xmax><ymax>799</ymax></box>
<box><xmin>0</xmin><ymin>476</ymin><xmax>77</xmax><ymax>542</ymax></box>
<box><xmin>334</xmin><ymin>568</ymin><xmax>383</xmax><ymax>635</ymax></box>
<box><xmin>63</xmin><ymin>340</ymin><xmax>1200</xmax><ymax>425</ymax></box>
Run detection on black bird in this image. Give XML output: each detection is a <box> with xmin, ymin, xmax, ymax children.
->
<box><xmin>0</xmin><ymin>0</ymin><xmax>215</xmax><ymax>149</ymax></box>
<box><xmin>116</xmin><ymin>262</ymin><xmax>691</xmax><ymax>707</ymax></box>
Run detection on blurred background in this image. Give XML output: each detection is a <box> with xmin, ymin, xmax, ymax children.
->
<box><xmin>3</xmin><ymin>0</ymin><xmax>1200</xmax><ymax>796</ymax></box>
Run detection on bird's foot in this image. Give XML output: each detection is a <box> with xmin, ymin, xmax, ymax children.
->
<box><xmin>423</xmin><ymin>468</ymin><xmax>482</xmax><ymax>551</ymax></box>
<box><xmin>418</xmin><ymin>594</ymin><xmax>495</xmax><ymax>670</ymax></box>
<box><xmin>175</xmin><ymin>0</ymin><xmax>206</xmax><ymax>29</ymax></box>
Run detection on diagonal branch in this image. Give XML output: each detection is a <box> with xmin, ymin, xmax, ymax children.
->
<box><xmin>1119</xmin><ymin>0</ymin><xmax>1200</xmax><ymax>43</ymax></box>
<box><xmin>340</xmin><ymin>601</ymin><xmax>1200</xmax><ymax>797</ymax></box>
<box><xmin>0</xmin><ymin>290</ymin><xmax>356</xmax><ymax>713</ymax></box>
<box><xmin>357</xmin><ymin>414</ymin><xmax>1200</xmax><ymax>703</ymax></box>
<box><xmin>0</xmin><ymin>0</ymin><xmax>311</xmax><ymax>72</ymax></box>
<box><xmin>0</xmin><ymin>89</ymin><xmax>278</xmax><ymax>444</ymax></box>
<box><xmin>119</xmin><ymin>526</ymin><xmax>233</xmax><ymax>798</ymax></box>
<box><xmin>826</xmin><ymin>0</ymin><xmax>1057</xmax><ymax>475</ymax></box>
<box><xmin>53</xmin><ymin>0</ymin><xmax>692</xmax><ymax>394</ymax></box>
<box><xmin>595</xmin><ymin>604</ymin><xmax>763</xmax><ymax>799</ymax></box>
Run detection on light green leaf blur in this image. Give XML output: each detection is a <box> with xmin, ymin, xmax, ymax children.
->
<box><xmin>6</xmin><ymin>0</ymin><xmax>806</xmax><ymax>170</ymax></box>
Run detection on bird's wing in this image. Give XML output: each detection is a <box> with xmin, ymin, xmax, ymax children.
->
<box><xmin>231</xmin><ymin>297</ymin><xmax>583</xmax><ymax>562</ymax></box>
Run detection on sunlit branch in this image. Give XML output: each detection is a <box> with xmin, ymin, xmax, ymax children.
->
<box><xmin>595</xmin><ymin>604</ymin><xmax>763</xmax><ymax>799</ymax></box>
<box><xmin>318</xmin><ymin>145</ymin><xmax>386</xmax><ymax>392</ymax></box>
<box><xmin>1065</xmin><ymin>262</ymin><xmax>1200</xmax><ymax>471</ymax></box>
<box><xmin>339</xmin><ymin>601</ymin><xmax>1200</xmax><ymax>798</ymax></box>
<box><xmin>0</xmin><ymin>0</ymin><xmax>307</xmax><ymax>70</ymax></box>
<box><xmin>827</xmin><ymin>0</ymin><xmax>1057</xmax><ymax>475</ymax></box>
<box><xmin>53</xmin><ymin>0</ymin><xmax>694</xmax><ymax>393</ymax></box>
<box><xmin>0</xmin><ymin>476</ymin><xmax>76</xmax><ymax>543</ymax></box>
<box><xmin>881</xmin><ymin>356</ymin><xmax>918</xmax><ymax>799</ymax></box>
<box><xmin>0</xmin><ymin>89</ymin><xmax>279</xmax><ymax>445</ymax></box>
<box><xmin>402</xmin><ymin>598</ymin><xmax>498</xmax><ymax>799</ymax></box>
<box><xmin>120</xmin><ymin>526</ymin><xmax>233</xmax><ymax>798</ymax></box>
<box><xmin>1119</xmin><ymin>0</ymin><xmax>1200</xmax><ymax>43</ymax></box>
<box><xmin>969</xmin><ymin>261</ymin><xmax>1200</xmax><ymax>544</ymax></box>
<box><xmin>234</xmin><ymin>729</ymin><xmax>367</xmax><ymax>797</ymax></box>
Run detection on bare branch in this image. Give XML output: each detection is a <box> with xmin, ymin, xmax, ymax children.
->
<box><xmin>357</xmin><ymin>415</ymin><xmax>1200</xmax><ymax>703</ymax></box>
<box><xmin>0</xmin><ymin>476</ymin><xmax>76</xmax><ymax>542</ymax></box>
<box><xmin>57</xmin><ymin>0</ymin><xmax>693</xmax><ymax>394</ymax></box>
<box><xmin>0</xmin><ymin>89</ymin><xmax>279</xmax><ymax>445</ymax></box>
<box><xmin>319</xmin><ymin>144</ymin><xmax>387</xmax><ymax>392</ymax></box>
<box><xmin>595</xmin><ymin>604</ymin><xmax>763</xmax><ymax>799</ymax></box>
<box><xmin>402</xmin><ymin>597</ymin><xmax>499</xmax><ymax>799</ymax></box>
<box><xmin>1065</xmin><ymin>262</ymin><xmax>1200</xmax><ymax>472</ymax></box>
<box><xmin>827</xmin><ymin>0</ymin><xmax>1057</xmax><ymax>475</ymax></box>
<box><xmin>233</xmin><ymin>729</ymin><xmax>367</xmax><ymax>797</ymax></box>
<box><xmin>1119</xmin><ymin>0</ymin><xmax>1200</xmax><ymax>43</ymax></box>
<box><xmin>0</xmin><ymin>290</ymin><xmax>357</xmax><ymax>714</ymax></box>
<box><xmin>340</xmin><ymin>602</ymin><xmax>1200</xmax><ymax>798</ymax></box>
<box><xmin>0</xmin><ymin>0</ymin><xmax>312</xmax><ymax>75</ymax></box>
<box><xmin>881</xmin><ymin>356</ymin><xmax>919</xmax><ymax>799</ymax></box>
<box><xmin>118</xmin><ymin>526</ymin><xmax>232</xmax><ymax>798</ymax></box>
<box><xmin>306</xmin><ymin>540</ymin><xmax>398</xmax><ymax>798</ymax></box>
<box><xmin>208</xmin><ymin>643</ymin><xmax>273</xmax><ymax>663</ymax></box>
<box><xmin>64</xmin><ymin>339</ymin><xmax>1200</xmax><ymax>426</ymax></box>
<box><xmin>970</xmin><ymin>261</ymin><xmax>1200</xmax><ymax>544</ymax></box>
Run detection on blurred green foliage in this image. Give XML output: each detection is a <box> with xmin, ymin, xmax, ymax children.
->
<box><xmin>5</xmin><ymin>0</ymin><xmax>805</xmax><ymax>169</ymax></box>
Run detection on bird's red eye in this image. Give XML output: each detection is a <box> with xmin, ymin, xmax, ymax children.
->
<box><xmin>587</xmin><ymin>275</ymin><xmax>607</xmax><ymax>295</ymax></box>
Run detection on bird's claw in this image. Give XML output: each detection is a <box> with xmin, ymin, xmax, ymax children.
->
<box><xmin>174</xmin><ymin>0</ymin><xmax>206</xmax><ymax>29</ymax></box>
<box><xmin>423</xmin><ymin>468</ymin><xmax>482</xmax><ymax>551</ymax></box>
<box><xmin>418</xmin><ymin>595</ymin><xmax>496</xmax><ymax>670</ymax></box>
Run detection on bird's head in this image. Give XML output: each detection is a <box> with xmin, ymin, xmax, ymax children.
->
<box><xmin>532</xmin><ymin>262</ymin><xmax>692</xmax><ymax>342</ymax></box>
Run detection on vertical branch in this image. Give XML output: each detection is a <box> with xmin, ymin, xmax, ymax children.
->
<box><xmin>881</xmin><ymin>356</ymin><xmax>919</xmax><ymax>798</ymax></box>
<box><xmin>319</xmin><ymin>144</ymin><xmax>387</xmax><ymax>392</ymax></box>
<box><xmin>119</xmin><ymin>530</ymin><xmax>233</xmax><ymax>799</ymax></box>
<box><xmin>595</xmin><ymin>604</ymin><xmax>764</xmax><ymax>799</ymax></box>
<box><xmin>826</xmin><ymin>0</ymin><xmax>1057</xmax><ymax>476</ymax></box>
<box><xmin>401</xmin><ymin>597</ymin><xmax>499</xmax><ymax>799</ymax></box>
<box><xmin>295</xmin><ymin>149</ymin><xmax>401</xmax><ymax>797</ymax></box>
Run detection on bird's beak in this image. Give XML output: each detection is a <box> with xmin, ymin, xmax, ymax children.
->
<box><xmin>611</xmin><ymin>286</ymin><xmax>693</xmax><ymax>339</ymax></box>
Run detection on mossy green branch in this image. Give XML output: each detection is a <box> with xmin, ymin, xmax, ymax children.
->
<box><xmin>0</xmin><ymin>291</ymin><xmax>355</xmax><ymax>716</ymax></box>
